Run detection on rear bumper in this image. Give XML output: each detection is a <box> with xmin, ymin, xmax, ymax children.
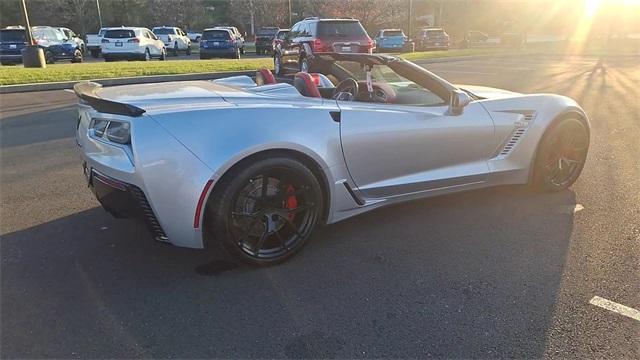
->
<box><xmin>200</xmin><ymin>48</ymin><xmax>235</xmax><ymax>57</ymax></box>
<box><xmin>102</xmin><ymin>51</ymin><xmax>144</xmax><ymax>59</ymax></box>
<box><xmin>88</xmin><ymin>167</ymin><xmax>168</xmax><ymax>242</ymax></box>
<box><xmin>0</xmin><ymin>54</ymin><xmax>22</xmax><ymax>63</ymax></box>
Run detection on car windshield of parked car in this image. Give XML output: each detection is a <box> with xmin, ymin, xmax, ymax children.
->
<box><xmin>0</xmin><ymin>29</ymin><xmax>25</xmax><ymax>42</ymax></box>
<box><xmin>32</xmin><ymin>28</ymin><xmax>65</xmax><ymax>41</ymax></box>
<box><xmin>384</xmin><ymin>30</ymin><xmax>403</xmax><ymax>37</ymax></box>
<box><xmin>318</xmin><ymin>21</ymin><xmax>367</xmax><ymax>38</ymax></box>
<box><xmin>153</xmin><ymin>28</ymin><xmax>175</xmax><ymax>35</ymax></box>
<box><xmin>104</xmin><ymin>29</ymin><xmax>136</xmax><ymax>38</ymax></box>
<box><xmin>334</xmin><ymin>60</ymin><xmax>446</xmax><ymax>106</ymax></box>
<box><xmin>202</xmin><ymin>30</ymin><xmax>230</xmax><ymax>40</ymax></box>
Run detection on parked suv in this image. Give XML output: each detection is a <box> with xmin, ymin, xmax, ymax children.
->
<box><xmin>101</xmin><ymin>27</ymin><xmax>166</xmax><ymax>61</ymax></box>
<box><xmin>273</xmin><ymin>17</ymin><xmax>374</xmax><ymax>75</ymax></box>
<box><xmin>0</xmin><ymin>27</ymin><xmax>27</xmax><ymax>65</ymax></box>
<box><xmin>255</xmin><ymin>26</ymin><xmax>279</xmax><ymax>55</ymax></box>
<box><xmin>199</xmin><ymin>28</ymin><xmax>241</xmax><ymax>59</ymax></box>
<box><xmin>374</xmin><ymin>28</ymin><xmax>414</xmax><ymax>52</ymax></box>
<box><xmin>214</xmin><ymin>26</ymin><xmax>245</xmax><ymax>54</ymax></box>
<box><xmin>0</xmin><ymin>26</ymin><xmax>82</xmax><ymax>65</ymax></box>
<box><xmin>417</xmin><ymin>28</ymin><xmax>450</xmax><ymax>50</ymax></box>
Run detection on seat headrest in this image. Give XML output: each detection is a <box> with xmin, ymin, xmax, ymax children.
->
<box><xmin>293</xmin><ymin>72</ymin><xmax>321</xmax><ymax>98</ymax></box>
<box><xmin>255</xmin><ymin>68</ymin><xmax>277</xmax><ymax>86</ymax></box>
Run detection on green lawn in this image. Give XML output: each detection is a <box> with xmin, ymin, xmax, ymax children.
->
<box><xmin>1</xmin><ymin>40</ymin><xmax>637</xmax><ymax>86</ymax></box>
<box><xmin>0</xmin><ymin>58</ymin><xmax>272</xmax><ymax>86</ymax></box>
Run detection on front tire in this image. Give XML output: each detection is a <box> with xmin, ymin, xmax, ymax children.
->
<box><xmin>531</xmin><ymin>117</ymin><xmax>589</xmax><ymax>192</ymax></box>
<box><xmin>159</xmin><ymin>47</ymin><xmax>166</xmax><ymax>61</ymax></box>
<box><xmin>44</xmin><ymin>50</ymin><xmax>55</xmax><ymax>64</ymax></box>
<box><xmin>274</xmin><ymin>55</ymin><xmax>283</xmax><ymax>75</ymax></box>
<box><xmin>205</xmin><ymin>156</ymin><xmax>324</xmax><ymax>266</ymax></box>
<box><xmin>71</xmin><ymin>49</ymin><xmax>83</xmax><ymax>63</ymax></box>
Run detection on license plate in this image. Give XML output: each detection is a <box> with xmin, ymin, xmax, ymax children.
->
<box><xmin>115</xmin><ymin>42</ymin><xmax>123</xmax><ymax>47</ymax></box>
<box><xmin>213</xmin><ymin>42</ymin><xmax>220</xmax><ymax>46</ymax></box>
<box><xmin>341</xmin><ymin>46</ymin><xmax>351</xmax><ymax>52</ymax></box>
<box><xmin>9</xmin><ymin>44</ymin><xmax>16</xmax><ymax>49</ymax></box>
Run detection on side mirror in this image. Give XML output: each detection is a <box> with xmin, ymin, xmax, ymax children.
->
<box><xmin>449</xmin><ymin>90</ymin><xmax>472</xmax><ymax>115</ymax></box>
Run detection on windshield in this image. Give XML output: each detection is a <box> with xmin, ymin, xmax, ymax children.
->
<box><xmin>318</xmin><ymin>21</ymin><xmax>367</xmax><ymax>38</ymax></box>
<box><xmin>32</xmin><ymin>28</ymin><xmax>66</xmax><ymax>41</ymax></box>
<box><xmin>0</xmin><ymin>30</ymin><xmax>25</xmax><ymax>42</ymax></box>
<box><xmin>202</xmin><ymin>30</ymin><xmax>230</xmax><ymax>40</ymax></box>
<box><xmin>333</xmin><ymin>60</ymin><xmax>445</xmax><ymax>106</ymax></box>
<box><xmin>104</xmin><ymin>29</ymin><xmax>136</xmax><ymax>38</ymax></box>
<box><xmin>153</xmin><ymin>28</ymin><xmax>175</xmax><ymax>35</ymax></box>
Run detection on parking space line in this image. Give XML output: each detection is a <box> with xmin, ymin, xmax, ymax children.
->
<box><xmin>589</xmin><ymin>296</ymin><xmax>640</xmax><ymax>322</ymax></box>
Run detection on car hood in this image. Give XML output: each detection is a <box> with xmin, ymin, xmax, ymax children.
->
<box><xmin>456</xmin><ymin>84</ymin><xmax>521</xmax><ymax>99</ymax></box>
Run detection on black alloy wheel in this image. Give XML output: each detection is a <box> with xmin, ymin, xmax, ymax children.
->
<box><xmin>207</xmin><ymin>157</ymin><xmax>323</xmax><ymax>266</ymax></box>
<box><xmin>532</xmin><ymin>117</ymin><xmax>589</xmax><ymax>192</ymax></box>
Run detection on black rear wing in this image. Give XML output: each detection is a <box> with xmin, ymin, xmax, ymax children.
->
<box><xmin>73</xmin><ymin>81</ymin><xmax>146</xmax><ymax>117</ymax></box>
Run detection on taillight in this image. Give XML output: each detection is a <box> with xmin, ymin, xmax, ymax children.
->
<box><xmin>312</xmin><ymin>38</ymin><xmax>328</xmax><ymax>53</ymax></box>
<box><xmin>101</xmin><ymin>38</ymin><xmax>109</xmax><ymax>43</ymax></box>
<box><xmin>367</xmin><ymin>38</ymin><xmax>374</xmax><ymax>54</ymax></box>
<box><xmin>127</xmin><ymin>38</ymin><xmax>140</xmax><ymax>43</ymax></box>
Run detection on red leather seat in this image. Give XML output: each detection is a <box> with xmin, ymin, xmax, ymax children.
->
<box><xmin>255</xmin><ymin>68</ymin><xmax>277</xmax><ymax>85</ymax></box>
<box><xmin>293</xmin><ymin>72</ymin><xmax>321</xmax><ymax>98</ymax></box>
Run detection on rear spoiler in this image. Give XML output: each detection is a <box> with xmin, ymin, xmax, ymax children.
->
<box><xmin>73</xmin><ymin>81</ymin><xmax>146</xmax><ymax>117</ymax></box>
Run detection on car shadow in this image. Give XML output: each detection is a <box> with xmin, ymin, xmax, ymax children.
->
<box><xmin>1</xmin><ymin>185</ymin><xmax>576</xmax><ymax>358</ymax></box>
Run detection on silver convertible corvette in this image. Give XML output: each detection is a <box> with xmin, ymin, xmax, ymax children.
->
<box><xmin>75</xmin><ymin>53</ymin><xmax>590</xmax><ymax>265</ymax></box>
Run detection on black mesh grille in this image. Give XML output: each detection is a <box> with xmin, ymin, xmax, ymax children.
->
<box><xmin>129</xmin><ymin>185</ymin><xmax>169</xmax><ymax>242</ymax></box>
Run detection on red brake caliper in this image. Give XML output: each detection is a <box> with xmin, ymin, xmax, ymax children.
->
<box><xmin>285</xmin><ymin>185</ymin><xmax>298</xmax><ymax>220</ymax></box>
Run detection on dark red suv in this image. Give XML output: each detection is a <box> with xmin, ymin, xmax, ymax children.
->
<box><xmin>273</xmin><ymin>17</ymin><xmax>374</xmax><ymax>75</ymax></box>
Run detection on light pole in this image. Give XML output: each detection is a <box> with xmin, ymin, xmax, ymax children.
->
<box><xmin>96</xmin><ymin>0</ymin><xmax>103</xmax><ymax>28</ymax></box>
<box><xmin>288</xmin><ymin>0</ymin><xmax>292</xmax><ymax>27</ymax></box>
<box><xmin>20</xmin><ymin>0</ymin><xmax>45</xmax><ymax>68</ymax></box>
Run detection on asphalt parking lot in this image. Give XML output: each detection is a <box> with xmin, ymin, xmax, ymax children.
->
<box><xmin>1</xmin><ymin>55</ymin><xmax>638</xmax><ymax>358</ymax></box>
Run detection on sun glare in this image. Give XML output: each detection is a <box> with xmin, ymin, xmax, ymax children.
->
<box><xmin>585</xmin><ymin>0</ymin><xmax>602</xmax><ymax>17</ymax></box>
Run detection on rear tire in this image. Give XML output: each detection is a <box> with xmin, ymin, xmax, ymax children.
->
<box><xmin>144</xmin><ymin>48</ymin><xmax>151</xmax><ymax>61</ymax></box>
<box><xmin>530</xmin><ymin>117</ymin><xmax>589</xmax><ymax>192</ymax></box>
<box><xmin>44</xmin><ymin>50</ymin><xmax>55</xmax><ymax>64</ymax></box>
<box><xmin>205</xmin><ymin>156</ymin><xmax>324</xmax><ymax>266</ymax></box>
<box><xmin>159</xmin><ymin>47</ymin><xmax>166</xmax><ymax>61</ymax></box>
<box><xmin>173</xmin><ymin>42</ymin><xmax>179</xmax><ymax>56</ymax></box>
<box><xmin>186</xmin><ymin>44</ymin><xmax>191</xmax><ymax>55</ymax></box>
<box><xmin>240</xmin><ymin>46</ymin><xmax>245</xmax><ymax>55</ymax></box>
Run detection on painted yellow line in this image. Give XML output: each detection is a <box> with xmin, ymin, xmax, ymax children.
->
<box><xmin>589</xmin><ymin>296</ymin><xmax>640</xmax><ymax>322</ymax></box>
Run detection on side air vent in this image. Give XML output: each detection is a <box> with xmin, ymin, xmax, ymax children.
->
<box><xmin>499</xmin><ymin>128</ymin><xmax>527</xmax><ymax>156</ymax></box>
<box><xmin>496</xmin><ymin>112</ymin><xmax>536</xmax><ymax>157</ymax></box>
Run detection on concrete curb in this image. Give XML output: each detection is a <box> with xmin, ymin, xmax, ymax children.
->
<box><xmin>0</xmin><ymin>70</ymin><xmax>255</xmax><ymax>94</ymax></box>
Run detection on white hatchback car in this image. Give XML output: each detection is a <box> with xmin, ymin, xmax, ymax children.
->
<box><xmin>101</xmin><ymin>27</ymin><xmax>166</xmax><ymax>62</ymax></box>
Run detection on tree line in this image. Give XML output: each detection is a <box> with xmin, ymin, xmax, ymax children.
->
<box><xmin>1</xmin><ymin>0</ymin><xmax>638</xmax><ymax>40</ymax></box>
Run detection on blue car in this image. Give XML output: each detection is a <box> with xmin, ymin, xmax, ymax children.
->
<box><xmin>374</xmin><ymin>29</ymin><xmax>414</xmax><ymax>53</ymax></box>
<box><xmin>199</xmin><ymin>28</ymin><xmax>241</xmax><ymax>59</ymax></box>
<box><xmin>0</xmin><ymin>26</ymin><xmax>82</xmax><ymax>65</ymax></box>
